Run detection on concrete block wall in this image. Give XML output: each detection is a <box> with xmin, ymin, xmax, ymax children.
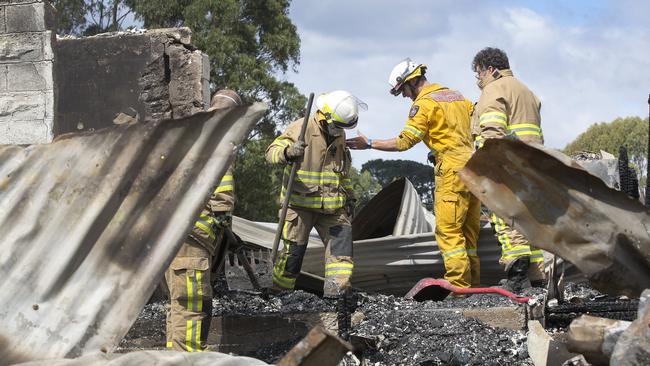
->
<box><xmin>0</xmin><ymin>0</ymin><xmax>57</xmax><ymax>144</ymax></box>
<box><xmin>55</xmin><ymin>28</ymin><xmax>210</xmax><ymax>135</ymax></box>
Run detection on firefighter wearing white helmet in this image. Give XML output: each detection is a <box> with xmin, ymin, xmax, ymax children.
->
<box><xmin>347</xmin><ymin>59</ymin><xmax>481</xmax><ymax>290</ymax></box>
<box><xmin>265</xmin><ymin>90</ymin><xmax>366</xmax><ymax>299</ymax></box>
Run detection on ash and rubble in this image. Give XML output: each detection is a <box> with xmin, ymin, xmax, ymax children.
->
<box><xmin>352</xmin><ymin>294</ymin><xmax>534</xmax><ymax>366</ymax></box>
<box><xmin>120</xmin><ymin>289</ymin><xmax>544</xmax><ymax>365</ymax></box>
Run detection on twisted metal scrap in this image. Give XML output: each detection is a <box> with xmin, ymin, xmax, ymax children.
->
<box><xmin>0</xmin><ymin>103</ymin><xmax>266</xmax><ymax>362</ymax></box>
<box><xmin>459</xmin><ymin>139</ymin><xmax>650</xmax><ymax>298</ymax></box>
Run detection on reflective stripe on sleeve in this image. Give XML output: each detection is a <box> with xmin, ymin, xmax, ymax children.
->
<box><xmin>479</xmin><ymin>111</ymin><xmax>508</xmax><ymax>127</ymax></box>
<box><xmin>508</xmin><ymin>123</ymin><xmax>543</xmax><ymax>137</ymax></box>
<box><xmin>215</xmin><ymin>174</ymin><xmax>234</xmax><ymax>193</ymax></box>
<box><xmin>194</xmin><ymin>213</ymin><xmax>217</xmax><ymax>240</ymax></box>
<box><xmin>403</xmin><ymin>125</ymin><xmax>426</xmax><ymax>139</ymax></box>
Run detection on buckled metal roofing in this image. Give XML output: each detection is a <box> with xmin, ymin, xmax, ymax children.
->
<box><xmin>0</xmin><ymin>104</ymin><xmax>266</xmax><ymax>362</ymax></box>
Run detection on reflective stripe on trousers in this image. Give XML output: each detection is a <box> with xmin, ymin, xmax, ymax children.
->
<box><xmin>272</xmin><ymin>240</ymin><xmax>298</xmax><ymax>290</ymax></box>
<box><xmin>185</xmin><ymin>270</ymin><xmax>203</xmax><ymax>352</ymax></box>
<box><xmin>324</xmin><ymin>261</ymin><xmax>353</xmax><ymax>276</ymax></box>
<box><xmin>491</xmin><ymin>213</ymin><xmax>532</xmax><ymax>261</ymax></box>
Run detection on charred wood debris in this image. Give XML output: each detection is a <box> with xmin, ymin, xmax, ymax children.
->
<box><xmin>120</xmin><ymin>280</ymin><xmax>642</xmax><ymax>366</ymax></box>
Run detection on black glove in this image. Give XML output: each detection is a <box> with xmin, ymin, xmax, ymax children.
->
<box><xmin>345</xmin><ymin>200</ymin><xmax>357</xmax><ymax>219</ymax></box>
<box><xmin>427</xmin><ymin>151</ymin><xmax>436</xmax><ymax>165</ymax></box>
<box><xmin>213</xmin><ymin>212</ymin><xmax>232</xmax><ymax>229</ymax></box>
<box><xmin>284</xmin><ymin>141</ymin><xmax>306</xmax><ymax>163</ymax></box>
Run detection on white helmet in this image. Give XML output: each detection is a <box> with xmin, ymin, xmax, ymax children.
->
<box><xmin>315</xmin><ymin>90</ymin><xmax>367</xmax><ymax>129</ymax></box>
<box><xmin>388</xmin><ymin>58</ymin><xmax>427</xmax><ymax>96</ymax></box>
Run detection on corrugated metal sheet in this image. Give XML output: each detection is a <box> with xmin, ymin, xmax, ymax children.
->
<box><xmin>233</xmin><ymin>177</ymin><xmax>504</xmax><ymax>296</ymax></box>
<box><xmin>14</xmin><ymin>350</ymin><xmax>270</xmax><ymax>366</ymax></box>
<box><xmin>352</xmin><ymin>178</ymin><xmax>433</xmax><ymax>240</ymax></box>
<box><xmin>0</xmin><ymin>104</ymin><xmax>266</xmax><ymax>363</ymax></box>
<box><xmin>459</xmin><ymin>139</ymin><xmax>650</xmax><ymax>297</ymax></box>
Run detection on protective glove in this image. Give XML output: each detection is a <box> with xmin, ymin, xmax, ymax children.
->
<box><xmin>213</xmin><ymin>212</ymin><xmax>232</xmax><ymax>229</ymax></box>
<box><xmin>284</xmin><ymin>141</ymin><xmax>306</xmax><ymax>163</ymax></box>
<box><xmin>427</xmin><ymin>151</ymin><xmax>436</xmax><ymax>165</ymax></box>
<box><xmin>345</xmin><ymin>200</ymin><xmax>357</xmax><ymax>219</ymax></box>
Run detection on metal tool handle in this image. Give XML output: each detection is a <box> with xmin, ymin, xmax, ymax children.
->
<box><xmin>271</xmin><ymin>93</ymin><xmax>315</xmax><ymax>262</ymax></box>
<box><xmin>224</xmin><ymin>228</ymin><xmax>262</xmax><ymax>290</ymax></box>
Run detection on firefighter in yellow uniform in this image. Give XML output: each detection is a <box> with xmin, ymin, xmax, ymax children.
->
<box><xmin>165</xmin><ymin>90</ymin><xmax>241</xmax><ymax>352</ymax></box>
<box><xmin>471</xmin><ymin>47</ymin><xmax>545</xmax><ymax>291</ymax></box>
<box><xmin>347</xmin><ymin>59</ymin><xmax>481</xmax><ymax>289</ymax></box>
<box><xmin>265</xmin><ymin>90</ymin><xmax>365</xmax><ymax>298</ymax></box>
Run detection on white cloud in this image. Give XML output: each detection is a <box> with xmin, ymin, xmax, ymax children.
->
<box><xmin>286</xmin><ymin>0</ymin><xmax>650</xmax><ymax>168</ymax></box>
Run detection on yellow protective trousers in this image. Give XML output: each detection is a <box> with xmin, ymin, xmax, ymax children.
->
<box><xmin>434</xmin><ymin>155</ymin><xmax>482</xmax><ymax>288</ymax></box>
<box><xmin>490</xmin><ymin>214</ymin><xmax>545</xmax><ymax>281</ymax></box>
<box><xmin>165</xmin><ymin>234</ymin><xmax>219</xmax><ymax>352</ymax></box>
<box><xmin>273</xmin><ymin>207</ymin><xmax>353</xmax><ymax>297</ymax></box>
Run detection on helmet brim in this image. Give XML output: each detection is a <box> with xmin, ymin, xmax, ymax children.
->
<box><xmin>390</xmin><ymin>84</ymin><xmax>404</xmax><ymax>96</ymax></box>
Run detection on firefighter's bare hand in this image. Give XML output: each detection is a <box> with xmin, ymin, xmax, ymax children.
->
<box><xmin>285</xmin><ymin>141</ymin><xmax>306</xmax><ymax>163</ymax></box>
<box><xmin>345</xmin><ymin>132</ymin><xmax>369</xmax><ymax>150</ymax></box>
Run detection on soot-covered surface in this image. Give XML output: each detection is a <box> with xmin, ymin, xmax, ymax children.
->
<box><xmin>352</xmin><ymin>294</ymin><xmax>533</xmax><ymax>366</ymax></box>
<box><xmin>121</xmin><ymin>290</ymin><xmax>536</xmax><ymax>365</ymax></box>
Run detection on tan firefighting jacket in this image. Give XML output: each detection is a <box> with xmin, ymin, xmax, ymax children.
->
<box><xmin>472</xmin><ymin>69</ymin><xmax>543</xmax><ymax>146</ymax></box>
<box><xmin>192</xmin><ymin>164</ymin><xmax>234</xmax><ymax>242</ymax></box>
<box><xmin>396</xmin><ymin>83</ymin><xmax>475</xmax><ymax>166</ymax></box>
<box><xmin>265</xmin><ymin>115</ymin><xmax>355</xmax><ymax>213</ymax></box>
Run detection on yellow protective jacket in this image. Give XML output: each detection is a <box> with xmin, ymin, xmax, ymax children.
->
<box><xmin>472</xmin><ymin>69</ymin><xmax>543</xmax><ymax>146</ymax></box>
<box><xmin>265</xmin><ymin>115</ymin><xmax>355</xmax><ymax>213</ymax></box>
<box><xmin>396</xmin><ymin>83</ymin><xmax>475</xmax><ymax>165</ymax></box>
<box><xmin>192</xmin><ymin>164</ymin><xmax>234</xmax><ymax>242</ymax></box>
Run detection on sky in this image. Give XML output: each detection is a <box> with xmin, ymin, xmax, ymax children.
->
<box><xmin>283</xmin><ymin>0</ymin><xmax>650</xmax><ymax>168</ymax></box>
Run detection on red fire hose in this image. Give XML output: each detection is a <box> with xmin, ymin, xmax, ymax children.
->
<box><xmin>405</xmin><ymin>278</ymin><xmax>531</xmax><ymax>304</ymax></box>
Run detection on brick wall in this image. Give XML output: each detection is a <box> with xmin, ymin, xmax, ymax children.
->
<box><xmin>0</xmin><ymin>0</ymin><xmax>56</xmax><ymax>144</ymax></box>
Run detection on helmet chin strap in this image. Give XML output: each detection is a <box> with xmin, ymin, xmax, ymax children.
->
<box><xmin>326</xmin><ymin>123</ymin><xmax>344</xmax><ymax>137</ymax></box>
<box><xmin>406</xmin><ymin>80</ymin><xmax>418</xmax><ymax>100</ymax></box>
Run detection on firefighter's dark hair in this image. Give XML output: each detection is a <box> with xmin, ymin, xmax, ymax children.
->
<box><xmin>472</xmin><ymin>47</ymin><xmax>510</xmax><ymax>71</ymax></box>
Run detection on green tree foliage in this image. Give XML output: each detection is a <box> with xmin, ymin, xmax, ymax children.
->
<box><xmin>51</xmin><ymin>0</ymin><xmax>133</xmax><ymax>35</ymax></box>
<box><xmin>347</xmin><ymin>167</ymin><xmax>382</xmax><ymax>210</ymax></box>
<box><xmin>53</xmin><ymin>0</ymin><xmax>307</xmax><ymax>221</ymax></box>
<box><xmin>564</xmin><ymin>116</ymin><xmax>649</xmax><ymax>178</ymax></box>
<box><xmin>233</xmin><ymin>138</ymin><xmax>284</xmax><ymax>222</ymax></box>
<box><xmin>361</xmin><ymin>159</ymin><xmax>434</xmax><ymax>209</ymax></box>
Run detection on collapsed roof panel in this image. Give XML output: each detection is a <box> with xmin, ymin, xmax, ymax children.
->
<box><xmin>459</xmin><ymin>139</ymin><xmax>650</xmax><ymax>297</ymax></box>
<box><xmin>233</xmin><ymin>177</ymin><xmax>505</xmax><ymax>296</ymax></box>
<box><xmin>352</xmin><ymin>178</ymin><xmax>433</xmax><ymax>240</ymax></box>
<box><xmin>0</xmin><ymin>104</ymin><xmax>266</xmax><ymax>363</ymax></box>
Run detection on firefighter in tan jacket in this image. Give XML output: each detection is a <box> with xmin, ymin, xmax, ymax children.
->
<box><xmin>471</xmin><ymin>47</ymin><xmax>545</xmax><ymax>291</ymax></box>
<box><xmin>165</xmin><ymin>90</ymin><xmax>241</xmax><ymax>352</ymax></box>
<box><xmin>265</xmin><ymin>90</ymin><xmax>365</xmax><ymax>298</ymax></box>
<box><xmin>347</xmin><ymin>59</ymin><xmax>481</xmax><ymax>290</ymax></box>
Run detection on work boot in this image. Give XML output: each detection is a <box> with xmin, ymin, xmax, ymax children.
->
<box><xmin>503</xmin><ymin>257</ymin><xmax>531</xmax><ymax>293</ymax></box>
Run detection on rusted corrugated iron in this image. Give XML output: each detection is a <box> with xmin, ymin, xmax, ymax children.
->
<box><xmin>459</xmin><ymin>139</ymin><xmax>650</xmax><ymax>297</ymax></box>
<box><xmin>0</xmin><ymin>103</ymin><xmax>266</xmax><ymax>363</ymax></box>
